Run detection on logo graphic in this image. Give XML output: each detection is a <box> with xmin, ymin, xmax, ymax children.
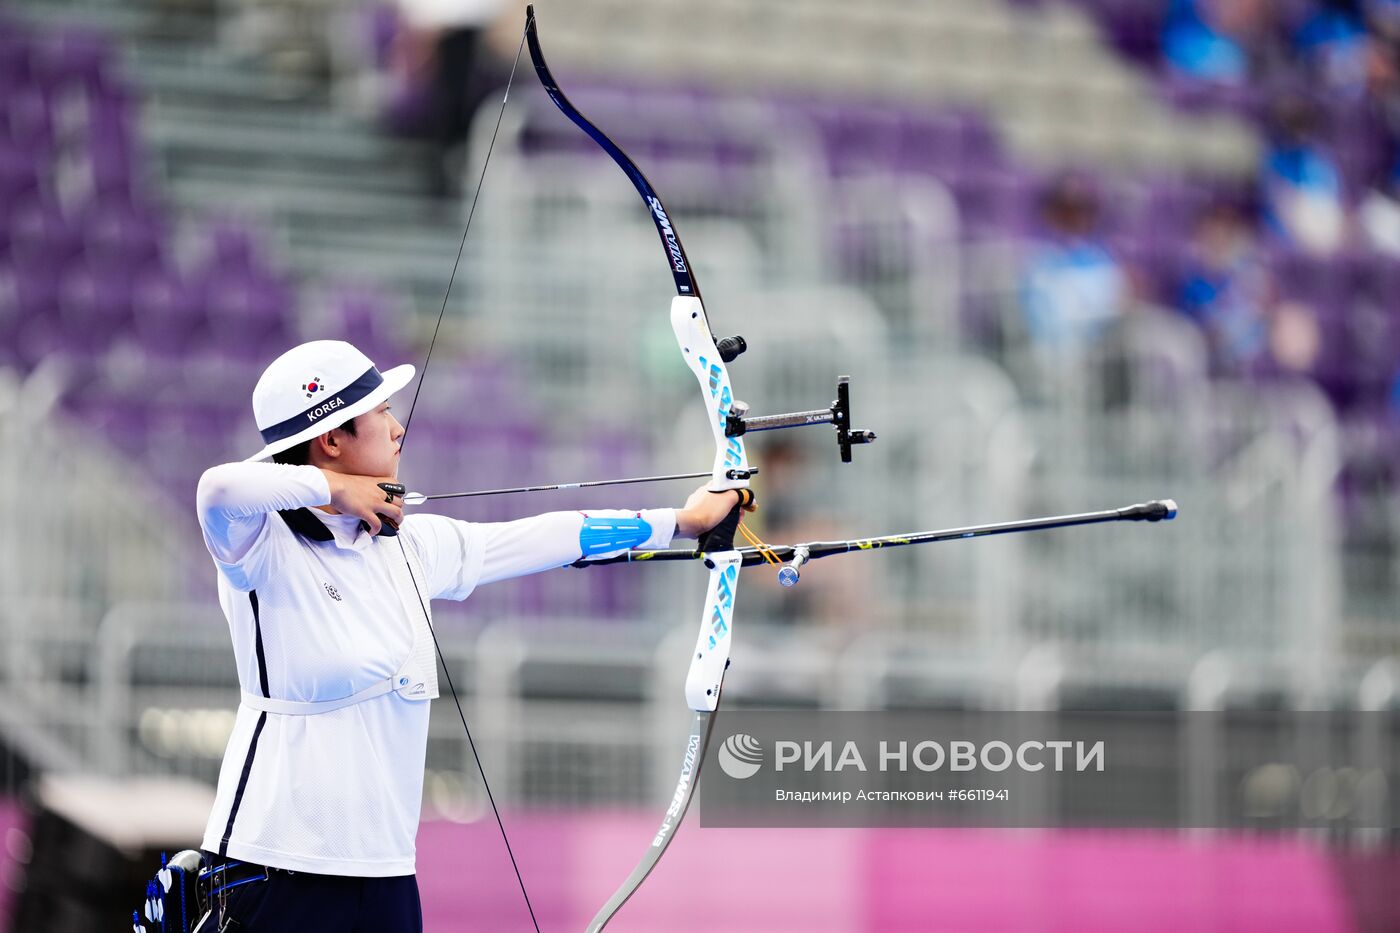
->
<box><xmin>647</xmin><ymin>196</ymin><xmax>687</xmax><ymax>273</ymax></box>
<box><xmin>324</xmin><ymin>583</ymin><xmax>341</xmax><ymax>601</ymax></box>
<box><xmin>305</xmin><ymin>396</ymin><xmax>345</xmax><ymax>422</ymax></box>
<box><xmin>717</xmin><ymin>733</ymin><xmax>763</xmax><ymax>780</ymax></box>
<box><xmin>302</xmin><ymin>377</ymin><xmax>325</xmax><ymax>398</ymax></box>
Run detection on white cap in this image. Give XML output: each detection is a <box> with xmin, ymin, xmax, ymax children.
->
<box><xmin>245</xmin><ymin>340</ymin><xmax>415</xmax><ymax>462</ymax></box>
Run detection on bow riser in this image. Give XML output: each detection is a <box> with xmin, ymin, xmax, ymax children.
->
<box><xmin>671</xmin><ymin>296</ymin><xmax>751</xmax><ymax>490</ymax></box>
<box><xmin>686</xmin><ymin>553</ymin><xmax>740</xmax><ymax>712</ymax></box>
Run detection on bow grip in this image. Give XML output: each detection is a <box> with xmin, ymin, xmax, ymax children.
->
<box><xmin>696</xmin><ymin>487</ymin><xmax>754</xmax><ymax>553</ymax></box>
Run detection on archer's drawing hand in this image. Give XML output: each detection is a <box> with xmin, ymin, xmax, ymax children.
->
<box><xmin>675</xmin><ymin>484</ymin><xmax>748</xmax><ymax>538</ymax></box>
<box><xmin>324</xmin><ymin>471</ymin><xmax>404</xmax><ymax>535</ymax></box>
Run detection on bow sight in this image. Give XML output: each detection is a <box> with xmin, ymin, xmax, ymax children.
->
<box><xmin>723</xmin><ymin>373</ymin><xmax>877</xmax><ymax>463</ymax></box>
<box><xmin>690</xmin><ymin>323</ymin><xmax>877</xmax><ymax>462</ymax></box>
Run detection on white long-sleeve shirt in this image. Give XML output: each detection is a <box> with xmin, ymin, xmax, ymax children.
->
<box><xmin>196</xmin><ymin>461</ymin><xmax>674</xmax><ymax>875</ymax></box>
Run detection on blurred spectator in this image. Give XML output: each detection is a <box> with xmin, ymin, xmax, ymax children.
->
<box><xmin>1163</xmin><ymin>0</ymin><xmax>1272</xmax><ymax>84</ymax></box>
<box><xmin>1019</xmin><ymin>174</ymin><xmax>1128</xmax><ymax>350</ymax></box>
<box><xmin>1178</xmin><ymin>202</ymin><xmax>1273</xmax><ymax>369</ymax></box>
<box><xmin>742</xmin><ymin>438</ymin><xmax>866</xmax><ymax>633</ymax></box>
<box><xmin>1364</xmin><ymin>0</ymin><xmax>1400</xmax><ymax>43</ymax></box>
<box><xmin>1266</xmin><ymin>298</ymin><xmax>1323</xmax><ymax>373</ymax></box>
<box><xmin>1260</xmin><ymin>94</ymin><xmax>1346</xmax><ymax>254</ymax></box>
<box><xmin>225</xmin><ymin>0</ymin><xmax>338</xmax><ymax>86</ymax></box>
<box><xmin>1295</xmin><ymin>0</ymin><xmax>1372</xmax><ymax>96</ymax></box>
<box><xmin>1358</xmin><ymin>154</ymin><xmax>1400</xmax><ymax>252</ymax></box>
<box><xmin>1363</xmin><ymin>33</ymin><xmax>1400</xmax><ymax>132</ymax></box>
<box><xmin>394</xmin><ymin>0</ymin><xmax>508</xmax><ymax>197</ymax></box>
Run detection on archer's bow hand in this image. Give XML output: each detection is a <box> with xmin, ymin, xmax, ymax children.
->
<box><xmin>677</xmin><ymin>484</ymin><xmax>755</xmax><ymax>539</ymax></box>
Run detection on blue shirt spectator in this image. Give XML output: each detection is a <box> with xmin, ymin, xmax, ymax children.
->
<box><xmin>1163</xmin><ymin>0</ymin><xmax>1267</xmax><ymax>84</ymax></box>
<box><xmin>1020</xmin><ymin>176</ymin><xmax>1126</xmax><ymax>349</ymax></box>
<box><xmin>1260</xmin><ymin>95</ymin><xmax>1346</xmax><ymax>253</ymax></box>
<box><xmin>1295</xmin><ymin>4</ymin><xmax>1370</xmax><ymax>95</ymax></box>
<box><xmin>1022</xmin><ymin>243</ymin><xmax>1126</xmax><ymax>348</ymax></box>
<box><xmin>1178</xmin><ymin>204</ymin><xmax>1271</xmax><ymax>367</ymax></box>
<box><xmin>1165</xmin><ymin>17</ymin><xmax>1249</xmax><ymax>82</ymax></box>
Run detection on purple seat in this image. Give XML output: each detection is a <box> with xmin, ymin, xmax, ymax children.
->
<box><xmin>88</xmin><ymin>111</ymin><xmax>135</xmax><ymax>160</ymax></box>
<box><xmin>405</xmin><ymin>418</ymin><xmax>545</xmax><ymax>528</ymax></box>
<box><xmin>202</xmin><ymin>273</ymin><xmax>293</xmax><ymax>350</ymax></box>
<box><xmin>200</xmin><ymin>222</ymin><xmax>262</xmax><ymax>275</ymax></box>
<box><xmin>326</xmin><ymin>284</ymin><xmax>410</xmax><ymax>362</ymax></box>
<box><xmin>1274</xmin><ymin>252</ymin><xmax>1349</xmax><ymax>309</ymax></box>
<box><xmin>12</xmin><ymin>309</ymin><xmax>78</xmax><ymax>367</ymax></box>
<box><xmin>69</xmin><ymin>396</ymin><xmax>153</xmax><ymax>459</ymax></box>
<box><xmin>823</xmin><ymin>107</ymin><xmax>903</xmax><ymax>177</ymax></box>
<box><xmin>82</xmin><ymin>202</ymin><xmax>163</xmax><ymax>269</ymax></box>
<box><xmin>0</xmin><ymin>151</ymin><xmax>42</xmax><ymax>245</ymax></box>
<box><xmin>895</xmin><ymin>116</ymin><xmax>962</xmax><ymax>175</ymax></box>
<box><xmin>91</xmin><ymin>158</ymin><xmax>137</xmax><ymax>204</ymax></box>
<box><xmin>13</xmin><ymin>259</ymin><xmax>60</xmax><ymax>320</ymax></box>
<box><xmin>5</xmin><ymin>89</ymin><xmax>54</xmax><ymax>154</ymax></box>
<box><xmin>57</xmin><ymin>264</ymin><xmax>133</xmax><ymax>348</ymax></box>
<box><xmin>1131</xmin><ymin>181</ymin><xmax>1207</xmax><ymax>252</ymax></box>
<box><xmin>131</xmin><ymin>270</ymin><xmax>207</xmax><ymax>355</ymax></box>
<box><xmin>1161</xmin><ymin>72</ymin><xmax>1265</xmax><ymax>117</ymax></box>
<box><xmin>189</xmin><ymin>222</ymin><xmax>295</xmax><ymax>350</ymax></box>
<box><xmin>951</xmin><ymin>166</ymin><xmax>1031</xmax><ymax>239</ymax></box>
<box><xmin>0</xmin><ymin>257</ymin><xmax>17</xmax><ymax>339</ymax></box>
<box><xmin>0</xmin><ymin>29</ymin><xmax>33</xmax><ymax>93</ymax></box>
<box><xmin>9</xmin><ymin>200</ymin><xmax>81</xmax><ymax>267</ymax></box>
<box><xmin>1305</xmin><ymin>302</ymin><xmax>1362</xmax><ymax>408</ymax></box>
<box><xmin>949</xmin><ymin>110</ymin><xmax>1000</xmax><ymax>162</ymax></box>
<box><xmin>1108</xmin><ymin>234</ymin><xmax>1169</xmax><ymax>302</ymax></box>
<box><xmin>1360</xmin><ymin>253</ymin><xmax>1400</xmax><ymax>306</ymax></box>
<box><xmin>1068</xmin><ymin>0</ymin><xmax>1165</xmax><ymax>63</ymax></box>
<box><xmin>36</xmin><ymin>27</ymin><xmax>113</xmax><ymax>91</ymax></box>
<box><xmin>403</xmin><ymin>356</ymin><xmax>539</xmax><ymax>431</ymax></box>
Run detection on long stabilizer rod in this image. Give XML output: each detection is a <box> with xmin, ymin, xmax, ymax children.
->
<box><xmin>577</xmin><ymin>500</ymin><xmax>1178</xmax><ymax>583</ymax></box>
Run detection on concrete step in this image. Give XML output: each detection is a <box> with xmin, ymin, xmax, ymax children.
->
<box><xmin>165</xmin><ymin>168</ymin><xmax>457</xmax><ymax>232</ymax></box>
<box><xmin>144</xmin><ymin>116</ymin><xmax>425</xmax><ymax>187</ymax></box>
<box><xmin>126</xmin><ymin>44</ymin><xmax>333</xmax><ymax>111</ymax></box>
<box><xmin>13</xmin><ymin>0</ymin><xmax>218</xmax><ymax>46</ymax></box>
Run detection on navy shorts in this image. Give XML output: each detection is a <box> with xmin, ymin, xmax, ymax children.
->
<box><xmin>204</xmin><ymin>858</ymin><xmax>422</xmax><ymax>933</ymax></box>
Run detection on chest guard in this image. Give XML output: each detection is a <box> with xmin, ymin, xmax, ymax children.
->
<box><xmin>238</xmin><ymin>517</ymin><xmax>440</xmax><ymax>716</ymax></box>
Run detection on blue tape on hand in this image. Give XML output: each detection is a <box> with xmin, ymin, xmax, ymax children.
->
<box><xmin>579</xmin><ymin>515</ymin><xmax>653</xmax><ymax>556</ymax></box>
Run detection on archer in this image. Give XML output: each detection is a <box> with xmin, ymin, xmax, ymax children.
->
<box><xmin>164</xmin><ymin>338</ymin><xmax>742</xmax><ymax>932</ymax></box>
